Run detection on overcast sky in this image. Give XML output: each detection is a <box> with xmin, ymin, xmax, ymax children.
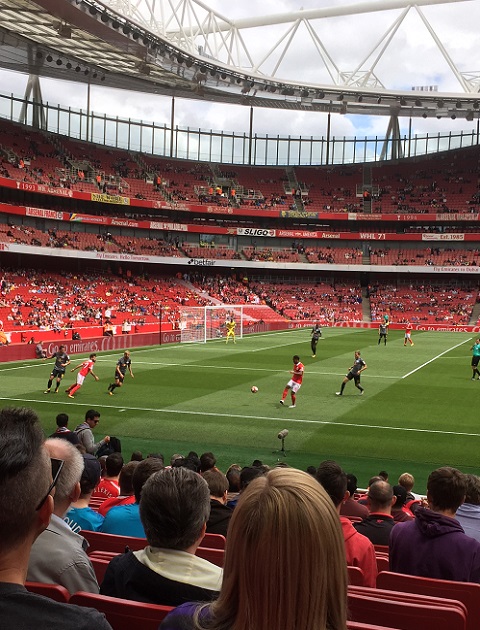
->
<box><xmin>1</xmin><ymin>0</ymin><xmax>479</xmax><ymax>144</ymax></box>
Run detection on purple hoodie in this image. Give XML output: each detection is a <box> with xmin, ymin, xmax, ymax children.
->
<box><xmin>390</xmin><ymin>506</ymin><xmax>480</xmax><ymax>583</ymax></box>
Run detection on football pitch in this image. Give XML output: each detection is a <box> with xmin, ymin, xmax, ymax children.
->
<box><xmin>1</xmin><ymin>327</ymin><xmax>479</xmax><ymax>493</ymax></box>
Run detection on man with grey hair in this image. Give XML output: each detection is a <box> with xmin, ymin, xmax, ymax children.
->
<box><xmin>27</xmin><ymin>439</ymin><xmax>99</xmax><ymax>594</ymax></box>
<box><xmin>0</xmin><ymin>406</ymin><xmax>111</xmax><ymax>629</ymax></box>
<box><xmin>100</xmin><ymin>466</ymin><xmax>222</xmax><ymax>605</ymax></box>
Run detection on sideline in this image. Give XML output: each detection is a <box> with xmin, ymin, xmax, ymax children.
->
<box><xmin>1</xmin><ymin>396</ymin><xmax>479</xmax><ymax>438</ymax></box>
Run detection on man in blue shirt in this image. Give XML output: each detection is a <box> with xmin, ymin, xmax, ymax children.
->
<box><xmin>101</xmin><ymin>457</ymin><xmax>164</xmax><ymax>537</ymax></box>
<box><xmin>66</xmin><ymin>454</ymin><xmax>104</xmax><ymax>532</ymax></box>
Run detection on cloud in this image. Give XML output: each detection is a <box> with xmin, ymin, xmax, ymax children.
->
<box><xmin>0</xmin><ymin>0</ymin><xmax>478</xmax><ymax>155</ymax></box>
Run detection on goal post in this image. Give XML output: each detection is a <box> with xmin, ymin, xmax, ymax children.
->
<box><xmin>179</xmin><ymin>305</ymin><xmax>245</xmax><ymax>343</ymax></box>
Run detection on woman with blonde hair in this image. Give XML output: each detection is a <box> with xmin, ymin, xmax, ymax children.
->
<box><xmin>160</xmin><ymin>467</ymin><xmax>347</xmax><ymax>630</ymax></box>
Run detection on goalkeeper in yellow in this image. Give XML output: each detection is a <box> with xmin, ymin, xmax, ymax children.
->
<box><xmin>226</xmin><ymin>317</ymin><xmax>236</xmax><ymax>344</ymax></box>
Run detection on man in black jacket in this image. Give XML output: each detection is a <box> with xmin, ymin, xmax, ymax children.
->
<box><xmin>100</xmin><ymin>467</ymin><xmax>222</xmax><ymax>606</ymax></box>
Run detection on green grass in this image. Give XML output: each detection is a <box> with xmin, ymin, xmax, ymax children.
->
<box><xmin>2</xmin><ymin>327</ymin><xmax>478</xmax><ymax>493</ymax></box>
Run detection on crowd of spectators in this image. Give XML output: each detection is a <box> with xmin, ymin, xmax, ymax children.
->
<box><xmin>3</xmin><ymin>403</ymin><xmax>480</xmax><ymax>629</ymax></box>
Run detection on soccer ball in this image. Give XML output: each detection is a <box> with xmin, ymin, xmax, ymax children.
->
<box><xmin>251</xmin><ymin>386</ymin><xmax>259</xmax><ymax>393</ymax></box>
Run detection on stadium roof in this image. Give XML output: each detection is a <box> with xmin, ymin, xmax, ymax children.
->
<box><xmin>0</xmin><ymin>0</ymin><xmax>479</xmax><ymax>121</ymax></box>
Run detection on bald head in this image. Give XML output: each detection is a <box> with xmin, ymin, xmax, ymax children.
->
<box><xmin>44</xmin><ymin>439</ymin><xmax>84</xmax><ymax>512</ymax></box>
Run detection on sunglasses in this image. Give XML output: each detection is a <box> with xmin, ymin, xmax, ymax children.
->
<box><xmin>35</xmin><ymin>457</ymin><xmax>65</xmax><ymax>511</ymax></box>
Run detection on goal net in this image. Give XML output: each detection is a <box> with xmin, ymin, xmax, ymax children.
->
<box><xmin>180</xmin><ymin>305</ymin><xmax>245</xmax><ymax>343</ymax></box>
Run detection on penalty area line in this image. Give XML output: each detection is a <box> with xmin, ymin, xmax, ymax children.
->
<box><xmin>1</xmin><ymin>396</ymin><xmax>480</xmax><ymax>438</ymax></box>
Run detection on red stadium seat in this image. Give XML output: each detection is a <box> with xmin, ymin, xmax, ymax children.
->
<box><xmin>25</xmin><ymin>581</ymin><xmax>70</xmax><ymax>603</ymax></box>
<box><xmin>348</xmin><ymin>586</ymin><xmax>467</xmax><ymax>630</ymax></box>
<box><xmin>348</xmin><ymin>565</ymin><xmax>366</xmax><ymax>586</ymax></box>
<box><xmin>200</xmin><ymin>533</ymin><xmax>226</xmax><ymax>549</ymax></box>
<box><xmin>377</xmin><ymin>571</ymin><xmax>480</xmax><ymax>630</ymax></box>
<box><xmin>81</xmin><ymin>530</ymin><xmax>146</xmax><ymax>554</ymax></box>
<box><xmin>70</xmin><ymin>591</ymin><xmax>173</xmax><ymax>630</ymax></box>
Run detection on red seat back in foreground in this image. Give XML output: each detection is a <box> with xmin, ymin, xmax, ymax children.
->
<box><xmin>348</xmin><ymin>588</ymin><xmax>466</xmax><ymax>630</ymax></box>
<box><xmin>81</xmin><ymin>530</ymin><xmax>146</xmax><ymax>554</ymax></box>
<box><xmin>25</xmin><ymin>581</ymin><xmax>70</xmax><ymax>603</ymax></box>
<box><xmin>377</xmin><ymin>571</ymin><xmax>480</xmax><ymax>630</ymax></box>
<box><xmin>70</xmin><ymin>591</ymin><xmax>173</xmax><ymax>630</ymax></box>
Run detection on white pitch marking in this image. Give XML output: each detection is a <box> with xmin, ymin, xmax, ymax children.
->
<box><xmin>0</xmin><ymin>396</ymin><xmax>479</xmax><ymax>438</ymax></box>
<box><xmin>402</xmin><ymin>337</ymin><xmax>473</xmax><ymax>379</ymax></box>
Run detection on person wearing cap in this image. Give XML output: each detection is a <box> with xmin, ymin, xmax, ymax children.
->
<box><xmin>65</xmin><ymin>454</ymin><xmax>104</xmax><ymax>532</ymax></box>
<box><xmin>391</xmin><ymin>485</ymin><xmax>414</xmax><ymax>523</ymax></box>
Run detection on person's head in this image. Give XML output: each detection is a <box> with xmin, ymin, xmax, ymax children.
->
<box><xmin>79</xmin><ymin>454</ymin><xmax>101</xmax><ymax>496</ymax></box>
<box><xmin>55</xmin><ymin>413</ymin><xmax>69</xmax><ymax>428</ymax></box>
<box><xmin>306</xmin><ymin>465</ymin><xmax>317</xmax><ymax>477</ymax></box>
<box><xmin>130</xmin><ymin>450</ymin><xmax>143</xmax><ymax>462</ymax></box>
<box><xmin>354</xmin><ymin>350</ymin><xmax>361</xmax><ymax>359</ymax></box>
<box><xmin>427</xmin><ymin>466</ymin><xmax>466</xmax><ymax>514</ymax></box>
<box><xmin>392</xmin><ymin>485</ymin><xmax>407</xmax><ymax>509</ymax></box>
<box><xmin>123</xmin><ymin>350</ymin><xmax>130</xmax><ymax>359</ymax></box>
<box><xmin>211</xmin><ymin>468</ymin><xmax>347</xmax><ymax>630</ymax></box>
<box><xmin>293</xmin><ymin>354</ymin><xmax>300</xmax><ymax>364</ymax></box>
<box><xmin>379</xmin><ymin>470</ymin><xmax>389</xmax><ymax>481</ymax></box>
<box><xmin>44</xmin><ymin>438</ymin><xmax>83</xmax><ymax>513</ymax></box>
<box><xmin>105</xmin><ymin>452</ymin><xmax>124</xmax><ymax>478</ymax></box>
<box><xmin>367</xmin><ymin>480</ymin><xmax>394</xmax><ymax>514</ymax></box>
<box><xmin>315</xmin><ymin>460</ymin><xmax>347</xmax><ymax>508</ymax></box>
<box><xmin>140</xmin><ymin>467</ymin><xmax>210</xmax><ymax>550</ymax></box>
<box><xmin>200</xmin><ymin>451</ymin><xmax>216</xmax><ymax>473</ymax></box>
<box><xmin>226</xmin><ymin>464</ymin><xmax>241</xmax><ymax>492</ymax></box>
<box><xmin>132</xmin><ymin>457</ymin><xmax>165</xmax><ymax>502</ymax></box>
<box><xmin>118</xmin><ymin>461</ymin><xmax>139</xmax><ymax>496</ymax></box>
<box><xmin>89</xmin><ymin>353</ymin><xmax>97</xmax><ymax>362</ymax></box>
<box><xmin>240</xmin><ymin>465</ymin><xmax>265</xmax><ymax>490</ymax></box>
<box><xmin>464</xmin><ymin>475</ymin><xmax>480</xmax><ymax>506</ymax></box>
<box><xmin>368</xmin><ymin>475</ymin><xmax>382</xmax><ymax>488</ymax></box>
<box><xmin>398</xmin><ymin>472</ymin><xmax>415</xmax><ymax>493</ymax></box>
<box><xmin>147</xmin><ymin>453</ymin><xmax>165</xmax><ymax>466</ymax></box>
<box><xmin>346</xmin><ymin>473</ymin><xmax>358</xmax><ymax>497</ymax></box>
<box><xmin>0</xmin><ymin>407</ymin><xmax>54</xmax><ymax>554</ymax></box>
<box><xmin>203</xmin><ymin>468</ymin><xmax>229</xmax><ymax>501</ymax></box>
<box><xmin>59</xmin><ymin>345</ymin><xmax>66</xmax><ymax>352</ymax></box>
<box><xmin>84</xmin><ymin>409</ymin><xmax>100</xmax><ymax>429</ymax></box>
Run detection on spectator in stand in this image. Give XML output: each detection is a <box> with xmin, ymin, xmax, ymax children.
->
<box><xmin>49</xmin><ymin>412</ymin><xmax>79</xmax><ymax>446</ymax></box>
<box><xmin>74</xmin><ymin>409</ymin><xmax>109</xmax><ymax>455</ymax></box>
<box><xmin>101</xmin><ymin>467</ymin><xmax>222</xmax><ymax>606</ymax></box>
<box><xmin>200</xmin><ymin>451</ymin><xmax>217</xmax><ymax>473</ymax></box>
<box><xmin>65</xmin><ymin>454</ymin><xmax>104</xmax><ymax>533</ymax></box>
<box><xmin>101</xmin><ymin>456</ymin><xmax>164</xmax><ymax>537</ymax></box>
<box><xmin>202</xmin><ymin>469</ymin><xmax>233</xmax><ymax>537</ymax></box>
<box><xmin>391</xmin><ymin>485</ymin><xmax>414</xmax><ymax>523</ymax></box>
<box><xmin>398</xmin><ymin>472</ymin><xmax>416</xmax><ymax>503</ymax></box>
<box><xmin>455</xmin><ymin>474</ymin><xmax>480</xmax><ymax>543</ymax></box>
<box><xmin>98</xmin><ymin>461</ymin><xmax>139</xmax><ymax>517</ymax></box>
<box><xmin>28</xmin><ymin>439</ymin><xmax>99</xmax><ymax>594</ymax></box>
<box><xmin>160</xmin><ymin>468</ymin><xmax>347</xmax><ymax>630</ymax></box>
<box><xmin>91</xmin><ymin>453</ymin><xmax>123</xmax><ymax>502</ymax></box>
<box><xmin>227</xmin><ymin>466</ymin><xmax>266</xmax><ymax>510</ymax></box>
<box><xmin>0</xmin><ymin>406</ymin><xmax>111</xmax><ymax>630</ymax></box>
<box><xmin>357</xmin><ymin>475</ymin><xmax>383</xmax><ymax>505</ymax></box>
<box><xmin>316</xmin><ymin>460</ymin><xmax>377</xmax><ymax>587</ymax></box>
<box><xmin>225</xmin><ymin>463</ymin><xmax>241</xmax><ymax>502</ymax></box>
<box><xmin>354</xmin><ymin>480</ymin><xmax>396</xmax><ymax>545</ymax></box>
<box><xmin>340</xmin><ymin>473</ymin><xmax>369</xmax><ymax>520</ymax></box>
<box><xmin>390</xmin><ymin>467</ymin><xmax>480</xmax><ymax>582</ymax></box>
